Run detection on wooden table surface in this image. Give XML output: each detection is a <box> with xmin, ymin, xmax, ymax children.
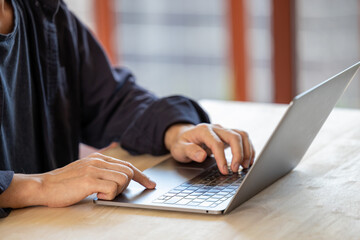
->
<box><xmin>1</xmin><ymin>100</ymin><xmax>360</xmax><ymax>240</ymax></box>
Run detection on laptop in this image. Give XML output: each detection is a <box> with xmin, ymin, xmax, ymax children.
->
<box><xmin>94</xmin><ymin>62</ymin><xmax>360</xmax><ymax>214</ymax></box>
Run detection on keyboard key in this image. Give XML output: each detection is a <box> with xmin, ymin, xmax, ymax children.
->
<box><xmin>164</xmin><ymin>193</ymin><xmax>176</xmax><ymax>197</ymax></box>
<box><xmin>198</xmin><ymin>180</ymin><xmax>209</xmax><ymax>184</ymax></box>
<box><xmin>211</xmin><ymin>195</ymin><xmax>223</xmax><ymax>199</ymax></box>
<box><xmin>203</xmin><ymin>192</ymin><xmax>215</xmax><ymax>196</ymax></box>
<box><xmin>179</xmin><ymin>183</ymin><xmax>192</xmax><ymax>187</ymax></box>
<box><xmin>188</xmin><ymin>202</ymin><xmax>200</xmax><ymax>206</ymax></box>
<box><xmin>192</xmin><ymin>184</ymin><xmax>206</xmax><ymax>188</ymax></box>
<box><xmin>185</xmin><ymin>195</ymin><xmax>197</xmax><ymax>199</ymax></box>
<box><xmin>168</xmin><ymin>190</ymin><xmax>181</xmax><ymax>194</ymax></box>
<box><xmin>176</xmin><ymin>193</ymin><xmax>188</xmax><ymax>197</ymax></box>
<box><xmin>190</xmin><ymin>192</ymin><xmax>202</xmax><ymax>196</ymax></box>
<box><xmin>207</xmin><ymin>182</ymin><xmax>218</xmax><ymax>186</ymax></box>
<box><xmin>195</xmin><ymin>189</ymin><xmax>207</xmax><ymax>193</ymax></box>
<box><xmin>177</xmin><ymin>199</ymin><xmax>192</xmax><ymax>205</ymax></box>
<box><xmin>199</xmin><ymin>202</ymin><xmax>213</xmax><ymax>207</ymax></box>
<box><xmin>181</xmin><ymin>190</ymin><xmax>194</xmax><ymax>194</ymax></box>
<box><xmin>208</xmin><ymin>189</ymin><xmax>221</xmax><ymax>193</ymax></box>
<box><xmin>218</xmin><ymin>182</ymin><xmax>231</xmax><ymax>186</ymax></box>
<box><xmin>222</xmin><ymin>188</ymin><xmax>233</xmax><ymax>192</ymax></box>
<box><xmin>217</xmin><ymin>191</ymin><xmax>228</xmax><ymax>195</ymax></box>
<box><xmin>165</xmin><ymin>197</ymin><xmax>183</xmax><ymax>204</ymax></box>
<box><xmin>198</xmin><ymin>195</ymin><xmax>210</xmax><ymax>199</ymax></box>
<box><xmin>206</xmin><ymin>198</ymin><xmax>218</xmax><ymax>202</ymax></box>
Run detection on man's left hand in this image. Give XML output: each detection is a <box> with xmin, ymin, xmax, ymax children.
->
<box><xmin>165</xmin><ymin>123</ymin><xmax>255</xmax><ymax>175</ymax></box>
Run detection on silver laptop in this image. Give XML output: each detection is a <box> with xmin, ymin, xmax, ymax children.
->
<box><xmin>94</xmin><ymin>62</ymin><xmax>360</xmax><ymax>214</ymax></box>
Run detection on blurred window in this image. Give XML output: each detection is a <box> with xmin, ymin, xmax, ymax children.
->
<box><xmin>63</xmin><ymin>0</ymin><xmax>360</xmax><ymax>107</ymax></box>
<box><xmin>297</xmin><ymin>0</ymin><xmax>360</xmax><ymax>108</ymax></box>
<box><xmin>115</xmin><ymin>0</ymin><xmax>230</xmax><ymax>100</ymax></box>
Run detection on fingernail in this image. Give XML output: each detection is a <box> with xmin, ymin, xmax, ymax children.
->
<box><xmin>244</xmin><ymin>159</ymin><xmax>250</xmax><ymax>169</ymax></box>
<box><xmin>149</xmin><ymin>179</ymin><xmax>157</xmax><ymax>189</ymax></box>
<box><xmin>222</xmin><ymin>165</ymin><xmax>229</xmax><ymax>175</ymax></box>
<box><xmin>233</xmin><ymin>163</ymin><xmax>240</xmax><ymax>171</ymax></box>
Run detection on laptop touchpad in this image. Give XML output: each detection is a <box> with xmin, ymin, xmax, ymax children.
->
<box><xmin>111</xmin><ymin>157</ymin><xmax>216</xmax><ymax>204</ymax></box>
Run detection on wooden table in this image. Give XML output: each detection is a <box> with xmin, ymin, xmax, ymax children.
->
<box><xmin>1</xmin><ymin>100</ymin><xmax>360</xmax><ymax>239</ymax></box>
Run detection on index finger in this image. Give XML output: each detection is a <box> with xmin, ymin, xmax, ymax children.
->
<box><xmin>93</xmin><ymin>153</ymin><xmax>156</xmax><ymax>189</ymax></box>
<box><xmin>193</xmin><ymin>126</ymin><xmax>228</xmax><ymax>175</ymax></box>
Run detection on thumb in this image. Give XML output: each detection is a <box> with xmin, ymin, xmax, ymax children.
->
<box><xmin>184</xmin><ymin>143</ymin><xmax>208</xmax><ymax>163</ymax></box>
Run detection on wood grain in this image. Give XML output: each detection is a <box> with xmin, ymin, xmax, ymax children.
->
<box><xmin>1</xmin><ymin>100</ymin><xmax>359</xmax><ymax>240</ymax></box>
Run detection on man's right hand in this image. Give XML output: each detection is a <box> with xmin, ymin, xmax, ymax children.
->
<box><xmin>0</xmin><ymin>153</ymin><xmax>156</xmax><ymax>209</ymax></box>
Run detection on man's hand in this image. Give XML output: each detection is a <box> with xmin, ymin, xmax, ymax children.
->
<box><xmin>0</xmin><ymin>153</ymin><xmax>156</xmax><ymax>209</ymax></box>
<box><xmin>165</xmin><ymin>123</ymin><xmax>255</xmax><ymax>175</ymax></box>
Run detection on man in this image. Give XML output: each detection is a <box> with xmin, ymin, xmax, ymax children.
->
<box><xmin>0</xmin><ymin>0</ymin><xmax>255</xmax><ymax>217</ymax></box>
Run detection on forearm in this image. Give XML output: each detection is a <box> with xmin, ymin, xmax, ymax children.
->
<box><xmin>121</xmin><ymin>96</ymin><xmax>210</xmax><ymax>156</ymax></box>
<box><xmin>0</xmin><ymin>174</ymin><xmax>44</xmax><ymax>209</ymax></box>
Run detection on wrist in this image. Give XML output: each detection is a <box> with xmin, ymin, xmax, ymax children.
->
<box><xmin>165</xmin><ymin>123</ymin><xmax>194</xmax><ymax>151</ymax></box>
<box><xmin>0</xmin><ymin>174</ymin><xmax>44</xmax><ymax>208</ymax></box>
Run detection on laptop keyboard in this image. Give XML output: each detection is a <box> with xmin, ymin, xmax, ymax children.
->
<box><xmin>153</xmin><ymin>165</ymin><xmax>248</xmax><ymax>208</ymax></box>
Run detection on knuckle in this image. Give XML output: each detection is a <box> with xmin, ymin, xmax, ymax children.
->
<box><xmin>197</xmin><ymin>123</ymin><xmax>209</xmax><ymax>131</ymax></box>
<box><xmin>240</xmin><ymin>131</ymin><xmax>249</xmax><ymax>138</ymax></box>
<box><xmin>124</xmin><ymin>167</ymin><xmax>134</xmax><ymax>179</ymax></box>
<box><xmin>88</xmin><ymin>158</ymin><xmax>104</xmax><ymax>166</ymax></box>
<box><xmin>119</xmin><ymin>173</ymin><xmax>129</xmax><ymax>185</ymax></box>
<box><xmin>128</xmin><ymin>168</ymin><xmax>134</xmax><ymax>179</ymax></box>
<box><xmin>89</xmin><ymin>152</ymin><xmax>103</xmax><ymax>158</ymax></box>
<box><xmin>230</xmin><ymin>133</ymin><xmax>242</xmax><ymax>142</ymax></box>
<box><xmin>123</xmin><ymin>161</ymin><xmax>134</xmax><ymax>169</ymax></box>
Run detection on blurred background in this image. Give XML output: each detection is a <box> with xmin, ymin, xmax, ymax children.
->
<box><xmin>64</xmin><ymin>0</ymin><xmax>360</xmax><ymax>108</ymax></box>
